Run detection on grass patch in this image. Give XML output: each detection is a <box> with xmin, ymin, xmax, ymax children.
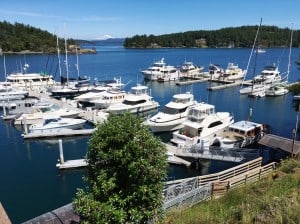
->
<box><xmin>162</xmin><ymin>158</ymin><xmax>300</xmax><ymax>224</ymax></box>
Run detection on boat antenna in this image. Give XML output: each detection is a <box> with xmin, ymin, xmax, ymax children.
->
<box><xmin>287</xmin><ymin>23</ymin><xmax>293</xmax><ymax>83</ymax></box>
<box><xmin>241</xmin><ymin>18</ymin><xmax>262</xmax><ymax>88</ymax></box>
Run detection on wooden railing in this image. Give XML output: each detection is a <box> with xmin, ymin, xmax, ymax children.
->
<box><xmin>165</xmin><ymin>157</ymin><xmax>263</xmax><ymax>187</ymax></box>
<box><xmin>210</xmin><ymin>162</ymin><xmax>276</xmax><ymax>198</ymax></box>
<box><xmin>163</xmin><ymin>157</ymin><xmax>277</xmax><ymax>210</ymax></box>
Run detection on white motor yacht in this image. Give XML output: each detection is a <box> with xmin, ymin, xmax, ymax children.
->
<box><xmin>180</xmin><ymin>61</ymin><xmax>204</xmax><ymax>78</ymax></box>
<box><xmin>105</xmin><ymin>84</ymin><xmax>159</xmax><ymax>114</ymax></box>
<box><xmin>144</xmin><ymin>92</ymin><xmax>197</xmax><ymax>133</ymax></box>
<box><xmin>28</xmin><ymin>117</ymin><xmax>86</xmax><ymax>134</ymax></box>
<box><xmin>253</xmin><ymin>65</ymin><xmax>282</xmax><ymax>84</ymax></box>
<box><xmin>222</xmin><ymin>62</ymin><xmax>246</xmax><ymax>81</ymax></box>
<box><xmin>14</xmin><ymin>104</ymin><xmax>81</xmax><ymax>126</ymax></box>
<box><xmin>206</xmin><ymin>64</ymin><xmax>224</xmax><ymax>79</ymax></box>
<box><xmin>141</xmin><ymin>58</ymin><xmax>180</xmax><ymax>81</ymax></box>
<box><xmin>239</xmin><ymin>82</ymin><xmax>267</xmax><ymax>95</ymax></box>
<box><xmin>170</xmin><ymin>102</ymin><xmax>234</xmax><ymax>149</ymax></box>
<box><xmin>265</xmin><ymin>83</ymin><xmax>289</xmax><ymax>96</ymax></box>
<box><xmin>6</xmin><ymin>63</ymin><xmax>56</xmax><ymax>90</ymax></box>
<box><xmin>0</xmin><ymin>84</ymin><xmax>29</xmax><ymax>101</ymax></box>
<box><xmin>90</xmin><ymin>89</ymin><xmax>127</xmax><ymax>109</ymax></box>
<box><xmin>74</xmin><ymin>78</ymin><xmax>124</xmax><ymax>102</ymax></box>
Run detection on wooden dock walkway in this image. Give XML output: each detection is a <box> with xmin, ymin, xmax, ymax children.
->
<box><xmin>259</xmin><ymin>134</ymin><xmax>300</xmax><ymax>156</ymax></box>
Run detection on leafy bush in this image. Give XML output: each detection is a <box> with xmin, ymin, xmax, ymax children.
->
<box><xmin>73</xmin><ymin>113</ymin><xmax>167</xmax><ymax>223</ymax></box>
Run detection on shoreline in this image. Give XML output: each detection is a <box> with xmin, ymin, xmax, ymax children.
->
<box><xmin>0</xmin><ymin>48</ymin><xmax>97</xmax><ymax>55</ymax></box>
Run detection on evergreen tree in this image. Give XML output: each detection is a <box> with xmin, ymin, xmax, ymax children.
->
<box><xmin>73</xmin><ymin>113</ymin><xmax>168</xmax><ymax>223</ymax></box>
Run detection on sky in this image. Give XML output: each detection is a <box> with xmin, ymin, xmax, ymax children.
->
<box><xmin>1</xmin><ymin>0</ymin><xmax>300</xmax><ymax>40</ymax></box>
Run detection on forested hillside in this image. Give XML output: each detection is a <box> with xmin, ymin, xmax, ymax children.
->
<box><xmin>124</xmin><ymin>26</ymin><xmax>300</xmax><ymax>48</ymax></box>
<box><xmin>0</xmin><ymin>21</ymin><xmax>75</xmax><ymax>53</ymax></box>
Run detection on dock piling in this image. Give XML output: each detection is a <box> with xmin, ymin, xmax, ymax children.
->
<box><xmin>2</xmin><ymin>102</ymin><xmax>6</xmax><ymax>116</ymax></box>
<box><xmin>59</xmin><ymin>139</ymin><xmax>64</xmax><ymax>164</ymax></box>
<box><xmin>23</xmin><ymin>118</ymin><xmax>28</xmax><ymax>134</ymax></box>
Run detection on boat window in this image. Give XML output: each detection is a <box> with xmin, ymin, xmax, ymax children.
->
<box><xmin>208</xmin><ymin>121</ymin><xmax>222</xmax><ymax>128</ymax></box>
<box><xmin>162</xmin><ymin>106</ymin><xmax>178</xmax><ymax>114</ymax></box>
<box><xmin>123</xmin><ymin>100</ymin><xmax>146</xmax><ymax>105</ymax></box>
<box><xmin>179</xmin><ymin>108</ymin><xmax>187</xmax><ymax>113</ymax></box>
<box><xmin>198</xmin><ymin>127</ymin><xmax>203</xmax><ymax>135</ymax></box>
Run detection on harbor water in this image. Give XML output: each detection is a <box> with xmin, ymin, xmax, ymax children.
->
<box><xmin>0</xmin><ymin>41</ymin><xmax>299</xmax><ymax>223</ymax></box>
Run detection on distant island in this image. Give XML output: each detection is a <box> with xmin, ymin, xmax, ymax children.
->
<box><xmin>1</xmin><ymin>21</ymin><xmax>299</xmax><ymax>52</ymax></box>
<box><xmin>124</xmin><ymin>25</ymin><xmax>300</xmax><ymax>49</ymax></box>
<box><xmin>0</xmin><ymin>21</ymin><xmax>96</xmax><ymax>54</ymax></box>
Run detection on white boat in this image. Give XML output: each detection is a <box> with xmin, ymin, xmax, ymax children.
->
<box><xmin>141</xmin><ymin>58</ymin><xmax>180</xmax><ymax>81</ymax></box>
<box><xmin>253</xmin><ymin>65</ymin><xmax>282</xmax><ymax>84</ymax></box>
<box><xmin>28</xmin><ymin>117</ymin><xmax>86</xmax><ymax>134</ymax></box>
<box><xmin>248</xmin><ymin>89</ymin><xmax>266</xmax><ymax>98</ymax></box>
<box><xmin>90</xmin><ymin>89</ymin><xmax>127</xmax><ymax>109</ymax></box>
<box><xmin>255</xmin><ymin>48</ymin><xmax>266</xmax><ymax>53</ymax></box>
<box><xmin>144</xmin><ymin>92</ymin><xmax>197</xmax><ymax>133</ymax></box>
<box><xmin>14</xmin><ymin>104</ymin><xmax>81</xmax><ymax>126</ymax></box>
<box><xmin>222</xmin><ymin>63</ymin><xmax>246</xmax><ymax>81</ymax></box>
<box><xmin>265</xmin><ymin>26</ymin><xmax>292</xmax><ymax>97</ymax></box>
<box><xmin>248</xmin><ymin>84</ymin><xmax>267</xmax><ymax>98</ymax></box>
<box><xmin>75</xmin><ymin>78</ymin><xmax>125</xmax><ymax>108</ymax></box>
<box><xmin>105</xmin><ymin>84</ymin><xmax>159</xmax><ymax>114</ymax></box>
<box><xmin>6</xmin><ymin>63</ymin><xmax>56</xmax><ymax>89</ymax></box>
<box><xmin>239</xmin><ymin>82</ymin><xmax>268</xmax><ymax>95</ymax></box>
<box><xmin>170</xmin><ymin>102</ymin><xmax>234</xmax><ymax>149</ymax></box>
<box><xmin>206</xmin><ymin>64</ymin><xmax>224</xmax><ymax>79</ymax></box>
<box><xmin>210</xmin><ymin>120</ymin><xmax>267</xmax><ymax>148</ymax></box>
<box><xmin>240</xmin><ymin>65</ymin><xmax>282</xmax><ymax>96</ymax></box>
<box><xmin>74</xmin><ymin>82</ymin><xmax>119</xmax><ymax>103</ymax></box>
<box><xmin>50</xmin><ymin>78</ymin><xmax>94</xmax><ymax>99</ymax></box>
<box><xmin>293</xmin><ymin>94</ymin><xmax>300</xmax><ymax>101</ymax></box>
<box><xmin>265</xmin><ymin>83</ymin><xmax>289</xmax><ymax>96</ymax></box>
<box><xmin>0</xmin><ymin>83</ymin><xmax>28</xmax><ymax>101</ymax></box>
<box><xmin>180</xmin><ymin>61</ymin><xmax>204</xmax><ymax>78</ymax></box>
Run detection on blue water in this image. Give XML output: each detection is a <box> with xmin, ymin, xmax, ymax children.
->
<box><xmin>1</xmin><ymin>41</ymin><xmax>300</xmax><ymax>223</ymax></box>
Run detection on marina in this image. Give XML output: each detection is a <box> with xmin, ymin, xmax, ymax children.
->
<box><xmin>1</xmin><ymin>42</ymin><xmax>300</xmax><ymax>223</ymax></box>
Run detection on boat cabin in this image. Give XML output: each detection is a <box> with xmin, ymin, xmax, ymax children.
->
<box><xmin>227</xmin><ymin>120</ymin><xmax>264</xmax><ymax>137</ymax></box>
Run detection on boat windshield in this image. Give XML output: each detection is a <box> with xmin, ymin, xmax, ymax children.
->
<box><xmin>162</xmin><ymin>106</ymin><xmax>184</xmax><ymax>115</ymax></box>
<box><xmin>123</xmin><ymin>99</ymin><xmax>146</xmax><ymax>105</ymax></box>
<box><xmin>172</xmin><ymin>97</ymin><xmax>189</xmax><ymax>104</ymax></box>
<box><xmin>187</xmin><ymin>107</ymin><xmax>214</xmax><ymax>121</ymax></box>
<box><xmin>44</xmin><ymin>118</ymin><xmax>59</xmax><ymax>125</ymax></box>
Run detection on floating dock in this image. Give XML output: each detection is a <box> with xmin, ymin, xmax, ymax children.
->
<box><xmin>22</xmin><ymin>128</ymin><xmax>96</xmax><ymax>139</ymax></box>
<box><xmin>56</xmin><ymin>139</ymin><xmax>88</xmax><ymax>170</ymax></box>
<box><xmin>56</xmin><ymin>159</ymin><xmax>87</xmax><ymax>169</ymax></box>
<box><xmin>175</xmin><ymin>77</ymin><xmax>209</xmax><ymax>85</ymax></box>
<box><xmin>207</xmin><ymin>79</ymin><xmax>252</xmax><ymax>91</ymax></box>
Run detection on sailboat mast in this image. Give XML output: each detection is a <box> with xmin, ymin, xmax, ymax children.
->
<box><xmin>56</xmin><ymin>35</ymin><xmax>62</xmax><ymax>79</ymax></box>
<box><xmin>75</xmin><ymin>46</ymin><xmax>80</xmax><ymax>78</ymax></box>
<box><xmin>287</xmin><ymin>23</ymin><xmax>293</xmax><ymax>83</ymax></box>
<box><xmin>64</xmin><ymin>36</ymin><xmax>69</xmax><ymax>86</ymax></box>
<box><xmin>241</xmin><ymin>18</ymin><xmax>262</xmax><ymax>88</ymax></box>
<box><xmin>3</xmin><ymin>54</ymin><xmax>6</xmax><ymax>80</ymax></box>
